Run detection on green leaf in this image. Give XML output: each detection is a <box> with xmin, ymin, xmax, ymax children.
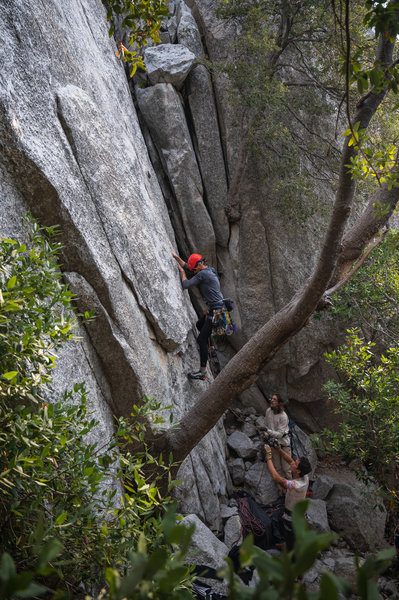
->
<box><xmin>0</xmin><ymin>553</ymin><xmax>17</xmax><ymax>580</ymax></box>
<box><xmin>18</xmin><ymin>580</ymin><xmax>47</xmax><ymax>598</ymax></box>
<box><xmin>55</xmin><ymin>512</ymin><xmax>67</xmax><ymax>526</ymax></box>
<box><xmin>2</xmin><ymin>371</ymin><xmax>18</xmax><ymax>380</ymax></box>
<box><xmin>137</xmin><ymin>532</ymin><xmax>147</xmax><ymax>555</ymax></box>
<box><xmin>37</xmin><ymin>539</ymin><xmax>63</xmax><ymax>569</ymax></box>
<box><xmin>7</xmin><ymin>276</ymin><xmax>17</xmax><ymax>290</ymax></box>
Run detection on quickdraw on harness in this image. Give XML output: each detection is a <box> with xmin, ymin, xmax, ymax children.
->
<box><xmin>212</xmin><ymin>306</ymin><xmax>236</xmax><ymax>336</ymax></box>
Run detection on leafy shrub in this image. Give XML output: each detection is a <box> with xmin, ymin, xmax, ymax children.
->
<box><xmin>319</xmin><ymin>329</ymin><xmax>399</xmax><ymax>489</ymax></box>
<box><xmin>0</xmin><ymin>218</ymin><xmax>190</xmax><ymax>596</ymax></box>
<box><xmin>0</xmin><ymin>390</ymin><xmax>189</xmax><ymax>596</ymax></box>
<box><xmin>0</xmin><ymin>217</ymin><xmax>79</xmax><ymax>403</ymax></box>
<box><xmin>222</xmin><ymin>502</ymin><xmax>395</xmax><ymax>600</ymax></box>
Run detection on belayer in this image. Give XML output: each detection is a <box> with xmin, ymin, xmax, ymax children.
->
<box><xmin>264</xmin><ymin>443</ymin><xmax>311</xmax><ymax>550</ymax></box>
<box><xmin>172</xmin><ymin>251</ymin><xmax>235</xmax><ymax>381</ymax></box>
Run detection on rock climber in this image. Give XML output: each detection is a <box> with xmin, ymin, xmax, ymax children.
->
<box><xmin>264</xmin><ymin>393</ymin><xmax>292</xmax><ymax>495</ymax></box>
<box><xmin>172</xmin><ymin>251</ymin><xmax>223</xmax><ymax>381</ymax></box>
<box><xmin>264</xmin><ymin>443</ymin><xmax>311</xmax><ymax>550</ymax></box>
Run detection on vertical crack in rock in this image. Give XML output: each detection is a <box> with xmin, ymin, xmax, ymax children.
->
<box><xmin>135</xmin><ymin>82</ymin><xmax>217</xmax><ymax>264</ymax></box>
<box><xmin>132</xmin><ymin>90</ymin><xmax>193</xmax><ymax>259</ymax></box>
<box><xmin>262</xmin><ymin>222</ymin><xmax>278</xmax><ymax>315</ymax></box>
<box><xmin>177</xmin><ymin>5</ymin><xmax>230</xmax><ymax>248</ymax></box>
<box><xmin>182</xmin><ymin>0</ymin><xmax>232</xmax><ymax>177</ymax></box>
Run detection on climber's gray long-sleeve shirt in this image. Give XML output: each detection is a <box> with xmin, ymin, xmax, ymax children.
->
<box><xmin>182</xmin><ymin>265</ymin><xmax>223</xmax><ymax>308</ymax></box>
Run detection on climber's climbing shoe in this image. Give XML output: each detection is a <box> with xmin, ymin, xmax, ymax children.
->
<box><xmin>188</xmin><ymin>370</ymin><xmax>209</xmax><ymax>382</ymax></box>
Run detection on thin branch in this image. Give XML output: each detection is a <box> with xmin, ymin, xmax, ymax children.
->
<box><xmin>284</xmin><ymin>102</ymin><xmax>342</xmax><ymax>152</ymax></box>
<box><xmin>325</xmin><ymin>230</ymin><xmax>388</xmax><ymax>297</ymax></box>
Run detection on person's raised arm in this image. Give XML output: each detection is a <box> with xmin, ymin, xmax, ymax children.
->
<box><xmin>279</xmin><ymin>446</ymin><xmax>292</xmax><ymax>465</ymax></box>
<box><xmin>264</xmin><ymin>444</ymin><xmax>286</xmax><ymax>486</ymax></box>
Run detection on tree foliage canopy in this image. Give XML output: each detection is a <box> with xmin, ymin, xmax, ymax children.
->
<box><xmin>218</xmin><ymin>0</ymin><xmax>399</xmax><ymax>223</ymax></box>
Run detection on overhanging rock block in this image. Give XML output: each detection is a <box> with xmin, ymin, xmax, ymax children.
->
<box><xmin>144</xmin><ymin>44</ymin><xmax>196</xmax><ymax>89</ymax></box>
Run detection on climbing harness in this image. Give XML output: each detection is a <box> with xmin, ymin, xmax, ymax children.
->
<box><xmin>212</xmin><ymin>306</ymin><xmax>236</xmax><ymax>336</ymax></box>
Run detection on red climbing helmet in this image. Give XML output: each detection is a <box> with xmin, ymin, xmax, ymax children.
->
<box><xmin>187</xmin><ymin>253</ymin><xmax>203</xmax><ymax>270</ymax></box>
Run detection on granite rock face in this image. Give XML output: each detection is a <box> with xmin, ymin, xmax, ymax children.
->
<box><xmin>223</xmin><ymin>515</ymin><xmax>242</xmax><ymax>549</ymax></box>
<box><xmin>182</xmin><ymin>514</ymin><xmax>229</xmax><ymax>566</ymax></box>
<box><xmin>244</xmin><ymin>463</ymin><xmax>279</xmax><ymax>505</ymax></box>
<box><xmin>0</xmin><ymin>0</ymin><xmax>228</xmax><ymax>528</ymax></box>
<box><xmin>228</xmin><ymin>457</ymin><xmax>246</xmax><ymax>485</ymax></box>
<box><xmin>327</xmin><ymin>482</ymin><xmax>387</xmax><ymax>552</ymax></box>
<box><xmin>306</xmin><ymin>499</ymin><xmax>330</xmax><ymax>535</ymax></box>
<box><xmin>227</xmin><ymin>431</ymin><xmax>257</xmax><ymax>459</ymax></box>
<box><xmin>182</xmin><ymin>514</ymin><xmax>230</xmax><ymax>596</ymax></box>
<box><xmin>312</xmin><ymin>475</ymin><xmax>335</xmax><ymax>500</ymax></box>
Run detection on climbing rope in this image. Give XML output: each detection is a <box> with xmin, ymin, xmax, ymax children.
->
<box><xmin>207</xmin><ymin>337</ymin><xmax>219</xmax><ymax>379</ymax></box>
<box><xmin>238</xmin><ymin>496</ymin><xmax>266</xmax><ymax>538</ymax></box>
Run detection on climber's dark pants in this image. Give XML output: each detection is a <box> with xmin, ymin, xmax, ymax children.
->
<box><xmin>282</xmin><ymin>518</ymin><xmax>295</xmax><ymax>551</ymax></box>
<box><xmin>196</xmin><ymin>314</ymin><xmax>213</xmax><ymax>368</ymax></box>
<box><xmin>196</xmin><ymin>303</ymin><xmax>223</xmax><ymax>368</ymax></box>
